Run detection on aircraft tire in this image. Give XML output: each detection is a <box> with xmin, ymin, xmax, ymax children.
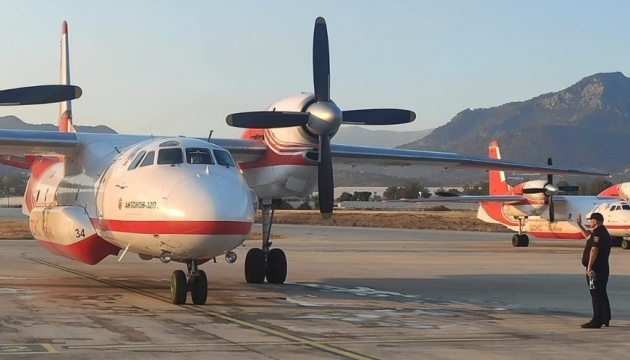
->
<box><xmin>266</xmin><ymin>248</ymin><xmax>287</xmax><ymax>284</ymax></box>
<box><xmin>622</xmin><ymin>239</ymin><xmax>630</xmax><ymax>250</ymax></box>
<box><xmin>245</xmin><ymin>248</ymin><xmax>266</xmax><ymax>284</ymax></box>
<box><xmin>512</xmin><ymin>234</ymin><xmax>521</xmax><ymax>247</ymax></box>
<box><xmin>191</xmin><ymin>270</ymin><xmax>208</xmax><ymax>305</ymax></box>
<box><xmin>520</xmin><ymin>234</ymin><xmax>529</xmax><ymax>247</ymax></box>
<box><xmin>170</xmin><ymin>270</ymin><xmax>187</xmax><ymax>305</ymax></box>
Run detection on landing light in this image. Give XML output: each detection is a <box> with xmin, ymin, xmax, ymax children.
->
<box><xmin>160</xmin><ymin>251</ymin><xmax>173</xmax><ymax>263</ymax></box>
<box><xmin>225</xmin><ymin>251</ymin><xmax>237</xmax><ymax>264</ymax></box>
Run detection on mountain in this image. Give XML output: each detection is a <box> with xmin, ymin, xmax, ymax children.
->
<box><xmin>400</xmin><ymin>72</ymin><xmax>630</xmax><ymax>174</ymax></box>
<box><xmin>366</xmin><ymin>71</ymin><xmax>630</xmax><ymax>183</ymax></box>
<box><xmin>333</xmin><ymin>126</ymin><xmax>432</xmax><ymax>147</ymax></box>
<box><xmin>0</xmin><ymin>116</ymin><xmax>116</xmax><ymax>134</ymax></box>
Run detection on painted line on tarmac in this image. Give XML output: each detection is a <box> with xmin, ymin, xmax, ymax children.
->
<box><xmin>0</xmin><ymin>344</ymin><xmax>57</xmax><ymax>355</ymax></box>
<box><xmin>63</xmin><ymin>336</ymin><xmax>514</xmax><ymax>350</ymax></box>
<box><xmin>20</xmin><ymin>255</ymin><xmax>373</xmax><ymax>360</ymax></box>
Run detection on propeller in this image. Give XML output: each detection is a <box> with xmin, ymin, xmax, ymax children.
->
<box><xmin>225</xmin><ymin>17</ymin><xmax>416</xmax><ymax>218</ymax></box>
<box><xmin>0</xmin><ymin>85</ymin><xmax>82</xmax><ymax>106</ymax></box>
<box><xmin>521</xmin><ymin>158</ymin><xmax>560</xmax><ymax>222</ymax></box>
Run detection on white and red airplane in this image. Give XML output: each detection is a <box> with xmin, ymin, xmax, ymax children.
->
<box><xmin>0</xmin><ymin>19</ymin><xmax>608</xmax><ymax>305</ymax></box>
<box><xmin>421</xmin><ymin>141</ymin><xmax>630</xmax><ymax>248</ymax></box>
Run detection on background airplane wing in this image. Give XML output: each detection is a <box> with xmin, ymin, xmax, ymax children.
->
<box><xmin>330</xmin><ymin>144</ymin><xmax>609</xmax><ymax>176</ymax></box>
<box><xmin>388</xmin><ymin>195</ymin><xmax>525</xmax><ymax>204</ymax></box>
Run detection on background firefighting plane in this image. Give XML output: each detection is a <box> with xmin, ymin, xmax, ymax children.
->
<box><xmin>0</xmin><ymin>19</ymin><xmax>608</xmax><ymax>306</ymax></box>
<box><xmin>410</xmin><ymin>141</ymin><xmax>630</xmax><ymax>248</ymax></box>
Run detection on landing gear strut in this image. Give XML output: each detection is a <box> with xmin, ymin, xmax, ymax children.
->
<box><xmin>245</xmin><ymin>198</ymin><xmax>287</xmax><ymax>284</ymax></box>
<box><xmin>512</xmin><ymin>217</ymin><xmax>529</xmax><ymax>247</ymax></box>
<box><xmin>169</xmin><ymin>260</ymin><xmax>208</xmax><ymax>305</ymax></box>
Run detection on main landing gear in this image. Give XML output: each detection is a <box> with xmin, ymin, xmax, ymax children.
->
<box><xmin>245</xmin><ymin>198</ymin><xmax>287</xmax><ymax>284</ymax></box>
<box><xmin>169</xmin><ymin>260</ymin><xmax>208</xmax><ymax>305</ymax></box>
<box><xmin>512</xmin><ymin>218</ymin><xmax>529</xmax><ymax>247</ymax></box>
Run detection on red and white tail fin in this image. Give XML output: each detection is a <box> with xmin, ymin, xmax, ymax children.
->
<box><xmin>59</xmin><ymin>20</ymin><xmax>75</xmax><ymax>133</ymax></box>
<box><xmin>488</xmin><ymin>140</ymin><xmax>510</xmax><ymax>195</ymax></box>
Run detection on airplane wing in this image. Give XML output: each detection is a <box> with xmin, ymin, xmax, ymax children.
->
<box><xmin>329</xmin><ymin>144</ymin><xmax>609</xmax><ymax>176</ymax></box>
<box><xmin>0</xmin><ymin>129</ymin><xmax>79</xmax><ymax>157</ymax></box>
<box><xmin>388</xmin><ymin>195</ymin><xmax>525</xmax><ymax>204</ymax></box>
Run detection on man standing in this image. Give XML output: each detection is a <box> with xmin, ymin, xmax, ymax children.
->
<box><xmin>576</xmin><ymin>212</ymin><xmax>612</xmax><ymax>328</ymax></box>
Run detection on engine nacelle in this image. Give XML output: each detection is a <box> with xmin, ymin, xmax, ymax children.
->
<box><xmin>501</xmin><ymin>203</ymin><xmax>547</xmax><ymax>217</ymax></box>
<box><xmin>29</xmin><ymin>206</ymin><xmax>119</xmax><ymax>265</ymax></box>
<box><xmin>599</xmin><ymin>182</ymin><xmax>630</xmax><ymax>200</ymax></box>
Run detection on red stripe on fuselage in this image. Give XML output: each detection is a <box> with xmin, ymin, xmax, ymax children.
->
<box><xmin>92</xmin><ymin>219</ymin><xmax>252</xmax><ymax>235</ymax></box>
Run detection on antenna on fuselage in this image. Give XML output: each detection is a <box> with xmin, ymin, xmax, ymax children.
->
<box><xmin>207</xmin><ymin>130</ymin><xmax>214</xmax><ymax>142</ymax></box>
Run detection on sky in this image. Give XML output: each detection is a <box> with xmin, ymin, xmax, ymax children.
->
<box><xmin>1</xmin><ymin>0</ymin><xmax>630</xmax><ymax>139</ymax></box>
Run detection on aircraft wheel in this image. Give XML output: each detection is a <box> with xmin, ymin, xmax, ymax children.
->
<box><xmin>622</xmin><ymin>239</ymin><xmax>630</xmax><ymax>250</ymax></box>
<box><xmin>512</xmin><ymin>234</ymin><xmax>521</xmax><ymax>247</ymax></box>
<box><xmin>245</xmin><ymin>248</ymin><xmax>266</xmax><ymax>284</ymax></box>
<box><xmin>266</xmin><ymin>248</ymin><xmax>287</xmax><ymax>284</ymax></box>
<box><xmin>190</xmin><ymin>270</ymin><xmax>208</xmax><ymax>305</ymax></box>
<box><xmin>520</xmin><ymin>234</ymin><xmax>530</xmax><ymax>247</ymax></box>
<box><xmin>170</xmin><ymin>270</ymin><xmax>187</xmax><ymax>305</ymax></box>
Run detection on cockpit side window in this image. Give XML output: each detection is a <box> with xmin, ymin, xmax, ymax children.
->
<box><xmin>139</xmin><ymin>151</ymin><xmax>155</xmax><ymax>167</ymax></box>
<box><xmin>186</xmin><ymin>148</ymin><xmax>214</xmax><ymax>165</ymax></box>
<box><xmin>623</xmin><ymin>204</ymin><xmax>630</xmax><ymax>210</ymax></box>
<box><xmin>128</xmin><ymin>150</ymin><xmax>147</xmax><ymax>170</ymax></box>
<box><xmin>213</xmin><ymin>150</ymin><xmax>235</xmax><ymax>167</ymax></box>
<box><xmin>157</xmin><ymin>148</ymin><xmax>183</xmax><ymax>165</ymax></box>
<box><xmin>611</xmin><ymin>205</ymin><xmax>618</xmax><ymax>211</ymax></box>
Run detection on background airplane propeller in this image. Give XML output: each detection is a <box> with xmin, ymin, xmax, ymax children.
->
<box><xmin>226</xmin><ymin>17</ymin><xmax>416</xmax><ymax>218</ymax></box>
<box><xmin>521</xmin><ymin>158</ymin><xmax>576</xmax><ymax>222</ymax></box>
<box><xmin>0</xmin><ymin>85</ymin><xmax>82</xmax><ymax>106</ymax></box>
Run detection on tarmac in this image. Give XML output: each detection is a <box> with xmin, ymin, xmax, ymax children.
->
<box><xmin>1</xmin><ymin>209</ymin><xmax>630</xmax><ymax>359</ymax></box>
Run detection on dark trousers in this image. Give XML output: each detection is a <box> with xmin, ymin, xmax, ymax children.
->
<box><xmin>586</xmin><ymin>273</ymin><xmax>611</xmax><ymax>324</ymax></box>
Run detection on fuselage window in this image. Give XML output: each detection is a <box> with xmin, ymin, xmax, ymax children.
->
<box><xmin>139</xmin><ymin>151</ymin><xmax>155</xmax><ymax>167</ymax></box>
<box><xmin>213</xmin><ymin>150</ymin><xmax>235</xmax><ymax>167</ymax></box>
<box><xmin>128</xmin><ymin>150</ymin><xmax>147</xmax><ymax>170</ymax></box>
<box><xmin>186</xmin><ymin>148</ymin><xmax>214</xmax><ymax>164</ymax></box>
<box><xmin>157</xmin><ymin>148</ymin><xmax>183</xmax><ymax>165</ymax></box>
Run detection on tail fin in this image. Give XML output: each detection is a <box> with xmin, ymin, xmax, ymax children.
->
<box><xmin>488</xmin><ymin>140</ymin><xmax>510</xmax><ymax>195</ymax></box>
<box><xmin>59</xmin><ymin>20</ymin><xmax>75</xmax><ymax>133</ymax></box>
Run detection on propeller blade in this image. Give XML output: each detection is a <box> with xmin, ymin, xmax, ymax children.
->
<box><xmin>549</xmin><ymin>195</ymin><xmax>555</xmax><ymax>222</ymax></box>
<box><xmin>318</xmin><ymin>135</ymin><xmax>334</xmax><ymax>219</ymax></box>
<box><xmin>313</xmin><ymin>17</ymin><xmax>330</xmax><ymax>102</ymax></box>
<box><xmin>342</xmin><ymin>109</ymin><xmax>416</xmax><ymax>125</ymax></box>
<box><xmin>0</xmin><ymin>85</ymin><xmax>82</xmax><ymax>106</ymax></box>
<box><xmin>558</xmin><ymin>185</ymin><xmax>580</xmax><ymax>192</ymax></box>
<box><xmin>522</xmin><ymin>188</ymin><xmax>546</xmax><ymax>194</ymax></box>
<box><xmin>226</xmin><ymin>111</ymin><xmax>310</xmax><ymax>129</ymax></box>
<box><xmin>434</xmin><ymin>191</ymin><xmax>460</xmax><ymax>197</ymax></box>
<box><xmin>547</xmin><ymin>158</ymin><xmax>553</xmax><ymax>185</ymax></box>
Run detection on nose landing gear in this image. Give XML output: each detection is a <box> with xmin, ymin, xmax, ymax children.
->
<box><xmin>169</xmin><ymin>260</ymin><xmax>208</xmax><ymax>305</ymax></box>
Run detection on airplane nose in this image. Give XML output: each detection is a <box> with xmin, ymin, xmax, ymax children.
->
<box><xmin>164</xmin><ymin>172</ymin><xmax>255</xmax><ymax>223</ymax></box>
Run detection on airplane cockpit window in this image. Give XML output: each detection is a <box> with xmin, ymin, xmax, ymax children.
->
<box><xmin>159</xmin><ymin>140</ymin><xmax>180</xmax><ymax>147</ymax></box>
<box><xmin>213</xmin><ymin>150</ymin><xmax>235</xmax><ymax>167</ymax></box>
<box><xmin>186</xmin><ymin>148</ymin><xmax>213</xmax><ymax>165</ymax></box>
<box><xmin>157</xmin><ymin>148</ymin><xmax>183</xmax><ymax>165</ymax></box>
<box><xmin>623</xmin><ymin>204</ymin><xmax>630</xmax><ymax>210</ymax></box>
<box><xmin>128</xmin><ymin>150</ymin><xmax>147</xmax><ymax>170</ymax></box>
<box><xmin>611</xmin><ymin>205</ymin><xmax>619</xmax><ymax>211</ymax></box>
<box><xmin>139</xmin><ymin>151</ymin><xmax>155</xmax><ymax>167</ymax></box>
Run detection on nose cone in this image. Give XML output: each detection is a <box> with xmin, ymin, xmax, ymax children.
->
<box><xmin>164</xmin><ymin>171</ymin><xmax>255</xmax><ymax>231</ymax></box>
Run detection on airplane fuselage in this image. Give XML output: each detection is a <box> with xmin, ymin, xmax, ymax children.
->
<box><xmin>24</xmin><ymin>134</ymin><xmax>256</xmax><ymax>264</ymax></box>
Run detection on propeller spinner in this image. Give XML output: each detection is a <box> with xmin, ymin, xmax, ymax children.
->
<box><xmin>226</xmin><ymin>17</ymin><xmax>416</xmax><ymax>218</ymax></box>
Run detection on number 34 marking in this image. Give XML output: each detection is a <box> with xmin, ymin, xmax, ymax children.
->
<box><xmin>75</xmin><ymin>228</ymin><xmax>86</xmax><ymax>238</ymax></box>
